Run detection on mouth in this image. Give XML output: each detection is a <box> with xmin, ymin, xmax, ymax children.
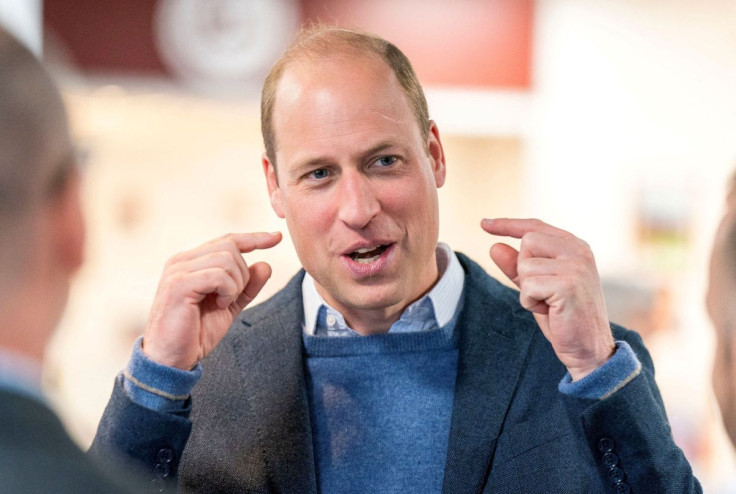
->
<box><xmin>349</xmin><ymin>244</ymin><xmax>390</xmax><ymax>264</ymax></box>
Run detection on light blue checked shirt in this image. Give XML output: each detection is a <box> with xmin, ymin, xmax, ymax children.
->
<box><xmin>0</xmin><ymin>348</ymin><xmax>46</xmax><ymax>404</ymax></box>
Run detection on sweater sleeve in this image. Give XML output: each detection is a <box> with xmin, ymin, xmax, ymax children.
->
<box><xmin>123</xmin><ymin>337</ymin><xmax>202</xmax><ymax>413</ymax></box>
<box><xmin>558</xmin><ymin>340</ymin><xmax>641</xmax><ymax>400</ymax></box>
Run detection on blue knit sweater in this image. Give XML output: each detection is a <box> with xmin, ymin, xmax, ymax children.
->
<box><xmin>303</xmin><ymin>322</ymin><xmax>459</xmax><ymax>493</ymax></box>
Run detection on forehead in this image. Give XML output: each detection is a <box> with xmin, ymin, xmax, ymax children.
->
<box><xmin>279</xmin><ymin>52</ymin><xmax>398</xmax><ymax>108</ymax></box>
<box><xmin>271</xmin><ymin>52</ymin><xmax>417</xmax><ymax>146</ymax></box>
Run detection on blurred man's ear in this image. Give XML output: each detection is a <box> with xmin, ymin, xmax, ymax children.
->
<box><xmin>50</xmin><ymin>168</ymin><xmax>85</xmax><ymax>273</ymax></box>
<box><xmin>262</xmin><ymin>152</ymin><xmax>285</xmax><ymax>218</ymax></box>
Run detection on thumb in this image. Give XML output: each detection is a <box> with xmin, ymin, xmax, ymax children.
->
<box><xmin>490</xmin><ymin>243</ymin><xmax>520</xmax><ymax>288</ymax></box>
<box><xmin>234</xmin><ymin>262</ymin><xmax>273</xmax><ymax>311</ymax></box>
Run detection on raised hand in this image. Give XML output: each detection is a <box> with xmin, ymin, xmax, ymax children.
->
<box><xmin>142</xmin><ymin>232</ymin><xmax>282</xmax><ymax>370</ymax></box>
<box><xmin>481</xmin><ymin>218</ymin><xmax>614</xmax><ymax>380</ymax></box>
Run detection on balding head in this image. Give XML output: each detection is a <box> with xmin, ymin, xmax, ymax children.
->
<box><xmin>0</xmin><ymin>27</ymin><xmax>74</xmax><ymax>286</ymax></box>
<box><xmin>0</xmin><ymin>27</ymin><xmax>85</xmax><ymax>362</ymax></box>
<box><xmin>260</xmin><ymin>26</ymin><xmax>429</xmax><ymax>168</ymax></box>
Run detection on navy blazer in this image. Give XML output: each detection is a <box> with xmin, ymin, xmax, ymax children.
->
<box><xmin>0</xmin><ymin>389</ymin><xmax>140</xmax><ymax>493</ymax></box>
<box><xmin>92</xmin><ymin>253</ymin><xmax>701</xmax><ymax>493</ymax></box>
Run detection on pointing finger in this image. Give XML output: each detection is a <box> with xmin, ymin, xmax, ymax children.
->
<box><xmin>481</xmin><ymin>218</ymin><xmax>569</xmax><ymax>240</ymax></box>
<box><xmin>169</xmin><ymin>232</ymin><xmax>283</xmax><ymax>264</ymax></box>
<box><xmin>229</xmin><ymin>232</ymin><xmax>283</xmax><ymax>254</ymax></box>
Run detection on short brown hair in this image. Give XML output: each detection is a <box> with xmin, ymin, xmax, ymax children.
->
<box><xmin>0</xmin><ymin>28</ymin><xmax>69</xmax><ymax>217</ymax></box>
<box><xmin>0</xmin><ymin>27</ymin><xmax>71</xmax><ymax>281</ymax></box>
<box><xmin>260</xmin><ymin>26</ymin><xmax>429</xmax><ymax>165</ymax></box>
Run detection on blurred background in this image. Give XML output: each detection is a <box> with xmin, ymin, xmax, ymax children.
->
<box><xmin>1</xmin><ymin>0</ymin><xmax>735</xmax><ymax>490</ymax></box>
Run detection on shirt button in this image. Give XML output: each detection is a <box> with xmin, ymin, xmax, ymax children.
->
<box><xmin>602</xmin><ymin>452</ymin><xmax>619</xmax><ymax>468</ymax></box>
<box><xmin>614</xmin><ymin>483</ymin><xmax>631</xmax><ymax>494</ymax></box>
<box><xmin>598</xmin><ymin>437</ymin><xmax>615</xmax><ymax>453</ymax></box>
<box><xmin>326</xmin><ymin>314</ymin><xmax>337</xmax><ymax>326</ymax></box>
<box><xmin>151</xmin><ymin>477</ymin><xmax>166</xmax><ymax>493</ymax></box>
<box><xmin>154</xmin><ymin>463</ymin><xmax>171</xmax><ymax>478</ymax></box>
<box><xmin>157</xmin><ymin>448</ymin><xmax>174</xmax><ymax>464</ymax></box>
<box><xmin>608</xmin><ymin>466</ymin><xmax>625</xmax><ymax>484</ymax></box>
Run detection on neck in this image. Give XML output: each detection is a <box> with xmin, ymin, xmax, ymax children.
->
<box><xmin>318</xmin><ymin>263</ymin><xmax>440</xmax><ymax>337</ymax></box>
<box><xmin>0</xmin><ymin>273</ymin><xmax>68</xmax><ymax>365</ymax></box>
<box><xmin>0</xmin><ymin>301</ymin><xmax>51</xmax><ymax>364</ymax></box>
<box><xmin>340</xmin><ymin>303</ymin><xmax>408</xmax><ymax>336</ymax></box>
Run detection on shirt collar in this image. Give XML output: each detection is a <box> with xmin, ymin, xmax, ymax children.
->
<box><xmin>302</xmin><ymin>242</ymin><xmax>464</xmax><ymax>336</ymax></box>
<box><xmin>0</xmin><ymin>348</ymin><xmax>46</xmax><ymax>404</ymax></box>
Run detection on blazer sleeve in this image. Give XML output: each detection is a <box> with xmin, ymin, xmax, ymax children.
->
<box><xmin>89</xmin><ymin>375</ymin><xmax>193</xmax><ymax>493</ymax></box>
<box><xmin>562</xmin><ymin>328</ymin><xmax>702</xmax><ymax>493</ymax></box>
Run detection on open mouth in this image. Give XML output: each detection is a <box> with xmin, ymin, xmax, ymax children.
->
<box><xmin>349</xmin><ymin>244</ymin><xmax>390</xmax><ymax>264</ymax></box>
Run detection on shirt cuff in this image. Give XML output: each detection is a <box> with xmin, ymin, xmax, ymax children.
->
<box><xmin>558</xmin><ymin>340</ymin><xmax>642</xmax><ymax>400</ymax></box>
<box><xmin>122</xmin><ymin>336</ymin><xmax>202</xmax><ymax>412</ymax></box>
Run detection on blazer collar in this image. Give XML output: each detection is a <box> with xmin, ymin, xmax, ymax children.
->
<box><xmin>233</xmin><ymin>270</ymin><xmax>318</xmax><ymax>494</ymax></box>
<box><xmin>442</xmin><ymin>253</ymin><xmax>536</xmax><ymax>494</ymax></box>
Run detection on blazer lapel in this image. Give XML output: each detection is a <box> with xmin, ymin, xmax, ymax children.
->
<box><xmin>233</xmin><ymin>272</ymin><xmax>318</xmax><ymax>494</ymax></box>
<box><xmin>442</xmin><ymin>255</ymin><xmax>535</xmax><ymax>494</ymax></box>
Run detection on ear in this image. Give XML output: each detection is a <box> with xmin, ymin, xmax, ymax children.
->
<box><xmin>262</xmin><ymin>152</ymin><xmax>285</xmax><ymax>218</ymax></box>
<box><xmin>427</xmin><ymin>120</ymin><xmax>446</xmax><ymax>188</ymax></box>
<box><xmin>50</xmin><ymin>169</ymin><xmax>85</xmax><ymax>273</ymax></box>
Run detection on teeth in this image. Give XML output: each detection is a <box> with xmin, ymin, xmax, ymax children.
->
<box><xmin>355</xmin><ymin>246</ymin><xmax>378</xmax><ymax>254</ymax></box>
<box><xmin>349</xmin><ymin>244</ymin><xmax>387</xmax><ymax>263</ymax></box>
<box><xmin>355</xmin><ymin>254</ymin><xmax>381</xmax><ymax>264</ymax></box>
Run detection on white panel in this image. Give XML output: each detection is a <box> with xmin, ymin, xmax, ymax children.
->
<box><xmin>0</xmin><ymin>0</ymin><xmax>43</xmax><ymax>56</ymax></box>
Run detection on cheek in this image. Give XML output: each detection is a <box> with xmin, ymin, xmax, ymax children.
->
<box><xmin>283</xmin><ymin>193</ymin><xmax>334</xmax><ymax>246</ymax></box>
<box><xmin>388</xmin><ymin>172</ymin><xmax>438</xmax><ymax>213</ymax></box>
<box><xmin>712</xmin><ymin>336</ymin><xmax>736</xmax><ymax>408</ymax></box>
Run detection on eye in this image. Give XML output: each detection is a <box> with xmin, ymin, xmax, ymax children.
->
<box><xmin>309</xmin><ymin>168</ymin><xmax>329</xmax><ymax>180</ymax></box>
<box><xmin>375</xmin><ymin>156</ymin><xmax>397</xmax><ymax>167</ymax></box>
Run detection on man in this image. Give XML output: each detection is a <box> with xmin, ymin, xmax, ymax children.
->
<box><xmin>0</xmin><ymin>27</ymin><xmax>138</xmax><ymax>492</ymax></box>
<box><xmin>706</xmin><ymin>175</ymin><xmax>736</xmax><ymax>448</ymax></box>
<box><xmin>93</xmin><ymin>27</ymin><xmax>700</xmax><ymax>493</ymax></box>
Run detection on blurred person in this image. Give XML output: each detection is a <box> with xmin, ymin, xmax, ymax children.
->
<box><xmin>706</xmin><ymin>174</ymin><xmax>736</xmax><ymax>447</ymax></box>
<box><xmin>93</xmin><ymin>26</ymin><xmax>700</xmax><ymax>493</ymax></box>
<box><xmin>0</xmin><ymin>27</ymin><xmax>138</xmax><ymax>493</ymax></box>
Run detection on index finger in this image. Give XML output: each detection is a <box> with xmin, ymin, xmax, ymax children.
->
<box><xmin>227</xmin><ymin>231</ymin><xmax>283</xmax><ymax>253</ymax></box>
<box><xmin>480</xmin><ymin>218</ymin><xmax>569</xmax><ymax>240</ymax></box>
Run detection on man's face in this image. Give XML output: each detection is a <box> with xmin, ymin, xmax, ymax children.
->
<box><xmin>263</xmin><ymin>53</ymin><xmax>446</xmax><ymax>329</ymax></box>
<box><xmin>706</xmin><ymin>210</ymin><xmax>736</xmax><ymax>446</ymax></box>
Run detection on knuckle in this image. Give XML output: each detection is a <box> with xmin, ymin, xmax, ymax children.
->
<box><xmin>214</xmin><ymin>250</ymin><xmax>233</xmax><ymax>265</ymax></box>
<box><xmin>516</xmin><ymin>259</ymin><xmax>532</xmax><ymax>278</ymax></box>
<box><xmin>518</xmin><ymin>277</ymin><xmax>531</xmax><ymax>294</ymax></box>
<box><xmin>165</xmin><ymin>253</ymin><xmax>184</xmax><ymax>268</ymax></box>
<box><xmin>521</xmin><ymin>232</ymin><xmax>540</xmax><ymax>249</ymax></box>
<box><xmin>222</xmin><ymin>232</ymin><xmax>239</xmax><ymax>245</ymax></box>
<box><xmin>166</xmin><ymin>271</ymin><xmax>188</xmax><ymax>288</ymax></box>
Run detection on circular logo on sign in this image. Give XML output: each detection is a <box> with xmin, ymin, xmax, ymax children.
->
<box><xmin>154</xmin><ymin>0</ymin><xmax>300</xmax><ymax>87</ymax></box>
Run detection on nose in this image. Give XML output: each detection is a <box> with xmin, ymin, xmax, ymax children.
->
<box><xmin>336</xmin><ymin>172</ymin><xmax>380</xmax><ymax>229</ymax></box>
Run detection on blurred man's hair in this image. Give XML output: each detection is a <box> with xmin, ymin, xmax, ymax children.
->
<box><xmin>0</xmin><ymin>28</ymin><xmax>72</xmax><ymax>283</ymax></box>
<box><xmin>260</xmin><ymin>25</ymin><xmax>429</xmax><ymax>167</ymax></box>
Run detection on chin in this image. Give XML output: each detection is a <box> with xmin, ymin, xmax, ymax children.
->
<box><xmin>339</xmin><ymin>286</ymin><xmax>403</xmax><ymax>311</ymax></box>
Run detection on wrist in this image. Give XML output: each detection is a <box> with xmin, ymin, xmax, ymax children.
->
<box><xmin>567</xmin><ymin>343</ymin><xmax>616</xmax><ymax>382</ymax></box>
<box><xmin>559</xmin><ymin>340</ymin><xmax>642</xmax><ymax>400</ymax></box>
<box><xmin>124</xmin><ymin>336</ymin><xmax>202</xmax><ymax>412</ymax></box>
<box><xmin>142</xmin><ymin>338</ymin><xmax>197</xmax><ymax>371</ymax></box>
